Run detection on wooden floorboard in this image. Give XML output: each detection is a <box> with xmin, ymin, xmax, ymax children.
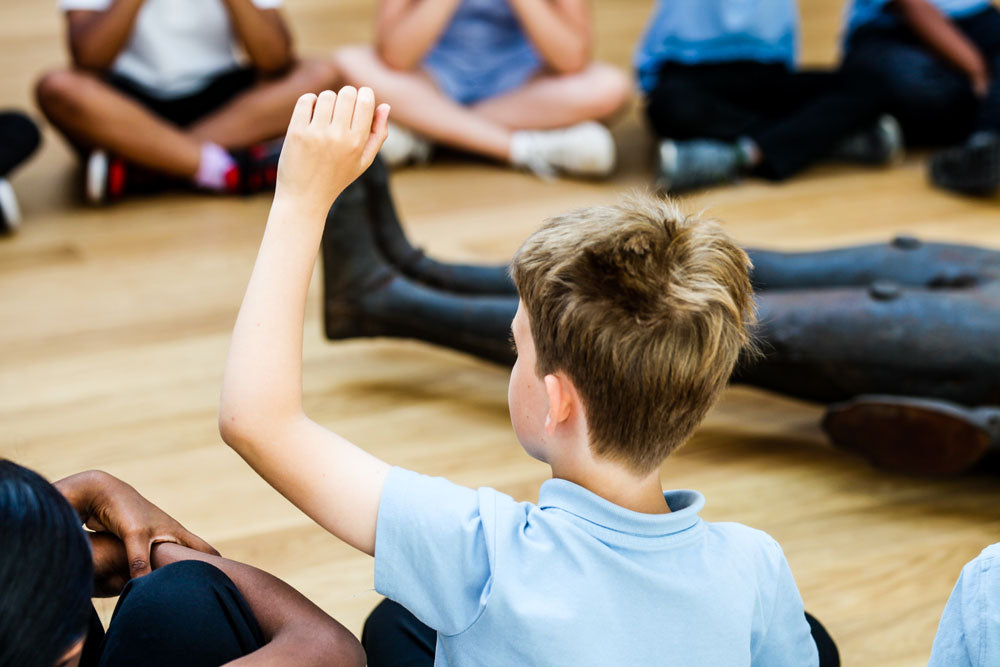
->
<box><xmin>2</xmin><ymin>1</ymin><xmax>999</xmax><ymax>664</ymax></box>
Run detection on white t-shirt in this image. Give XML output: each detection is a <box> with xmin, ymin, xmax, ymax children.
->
<box><xmin>59</xmin><ymin>0</ymin><xmax>283</xmax><ymax>99</ymax></box>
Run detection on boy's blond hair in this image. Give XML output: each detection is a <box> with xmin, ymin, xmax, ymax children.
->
<box><xmin>510</xmin><ymin>193</ymin><xmax>756</xmax><ymax>474</ymax></box>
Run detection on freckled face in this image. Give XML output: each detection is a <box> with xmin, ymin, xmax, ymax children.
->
<box><xmin>508</xmin><ymin>302</ymin><xmax>550</xmax><ymax>461</ymax></box>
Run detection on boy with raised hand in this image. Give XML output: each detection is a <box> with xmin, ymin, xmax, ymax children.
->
<box><xmin>220</xmin><ymin>86</ymin><xmax>829</xmax><ymax>664</ymax></box>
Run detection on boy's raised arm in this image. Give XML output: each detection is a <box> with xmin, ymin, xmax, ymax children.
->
<box><xmin>220</xmin><ymin>87</ymin><xmax>391</xmax><ymax>556</ymax></box>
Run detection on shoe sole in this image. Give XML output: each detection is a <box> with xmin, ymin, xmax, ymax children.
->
<box><xmin>86</xmin><ymin>150</ymin><xmax>108</xmax><ymax>204</ymax></box>
<box><xmin>822</xmin><ymin>395</ymin><xmax>996</xmax><ymax>475</ymax></box>
<box><xmin>656</xmin><ymin>140</ymin><xmax>678</xmax><ymax>192</ymax></box>
<box><xmin>0</xmin><ymin>179</ymin><xmax>21</xmax><ymax>232</ymax></box>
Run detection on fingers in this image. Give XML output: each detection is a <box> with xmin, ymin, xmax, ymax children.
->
<box><xmin>351</xmin><ymin>87</ymin><xmax>376</xmax><ymax>131</ymax></box>
<box><xmin>123</xmin><ymin>534</ymin><xmax>153</xmax><ymax>579</ymax></box>
<box><xmin>332</xmin><ymin>85</ymin><xmax>358</xmax><ymax>130</ymax></box>
<box><xmin>312</xmin><ymin>89</ymin><xmax>337</xmax><ymax>127</ymax></box>
<box><xmin>361</xmin><ymin>103</ymin><xmax>391</xmax><ymax>167</ymax></box>
<box><xmin>289</xmin><ymin>92</ymin><xmax>317</xmax><ymax>130</ymax></box>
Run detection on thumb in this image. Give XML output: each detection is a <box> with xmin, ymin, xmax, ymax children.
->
<box><xmin>123</xmin><ymin>534</ymin><xmax>153</xmax><ymax>579</ymax></box>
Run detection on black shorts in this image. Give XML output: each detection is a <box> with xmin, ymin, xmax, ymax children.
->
<box><xmin>106</xmin><ymin>68</ymin><xmax>257</xmax><ymax>128</ymax></box>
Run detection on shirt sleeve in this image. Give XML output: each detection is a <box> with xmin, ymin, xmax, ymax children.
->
<box><xmin>929</xmin><ymin>544</ymin><xmax>1000</xmax><ymax>667</ymax></box>
<box><xmin>374</xmin><ymin>467</ymin><xmax>505</xmax><ymax>636</ymax></box>
<box><xmin>751</xmin><ymin>538</ymin><xmax>820</xmax><ymax>667</ymax></box>
<box><xmin>59</xmin><ymin>0</ymin><xmax>112</xmax><ymax>9</ymax></box>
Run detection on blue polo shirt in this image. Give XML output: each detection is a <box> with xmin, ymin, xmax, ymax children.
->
<box><xmin>374</xmin><ymin>467</ymin><xmax>819</xmax><ymax>666</ymax></box>
<box><xmin>843</xmin><ymin>0</ymin><xmax>991</xmax><ymax>39</ymax></box>
<box><xmin>929</xmin><ymin>543</ymin><xmax>1000</xmax><ymax>667</ymax></box>
<box><xmin>634</xmin><ymin>0</ymin><xmax>799</xmax><ymax>94</ymax></box>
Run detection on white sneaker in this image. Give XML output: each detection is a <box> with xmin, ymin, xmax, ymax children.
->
<box><xmin>0</xmin><ymin>178</ymin><xmax>22</xmax><ymax>233</ymax></box>
<box><xmin>510</xmin><ymin>121</ymin><xmax>616</xmax><ymax>179</ymax></box>
<box><xmin>86</xmin><ymin>149</ymin><xmax>108</xmax><ymax>203</ymax></box>
<box><xmin>379</xmin><ymin>122</ymin><xmax>433</xmax><ymax>168</ymax></box>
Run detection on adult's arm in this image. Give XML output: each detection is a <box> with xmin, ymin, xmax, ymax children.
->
<box><xmin>219</xmin><ymin>88</ymin><xmax>391</xmax><ymax>557</ymax></box>
<box><xmin>222</xmin><ymin>0</ymin><xmax>294</xmax><ymax>75</ymax></box>
<box><xmin>891</xmin><ymin>0</ymin><xmax>989</xmax><ymax>95</ymax></box>
<box><xmin>65</xmin><ymin>1</ymin><xmax>145</xmax><ymax>71</ymax></box>
<box><xmin>147</xmin><ymin>543</ymin><xmax>366</xmax><ymax>666</ymax></box>
<box><xmin>55</xmin><ymin>469</ymin><xmax>218</xmax><ymax>582</ymax></box>
<box><xmin>508</xmin><ymin>0</ymin><xmax>591</xmax><ymax>74</ymax></box>
<box><xmin>375</xmin><ymin>0</ymin><xmax>464</xmax><ymax>70</ymax></box>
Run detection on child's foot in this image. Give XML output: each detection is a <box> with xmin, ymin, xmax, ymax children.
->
<box><xmin>226</xmin><ymin>139</ymin><xmax>284</xmax><ymax>194</ymax></box>
<box><xmin>379</xmin><ymin>122</ymin><xmax>433</xmax><ymax>168</ymax></box>
<box><xmin>657</xmin><ymin>139</ymin><xmax>742</xmax><ymax>193</ymax></box>
<box><xmin>85</xmin><ymin>150</ymin><xmax>128</xmax><ymax>204</ymax></box>
<box><xmin>829</xmin><ymin>114</ymin><xmax>903</xmax><ymax>165</ymax></box>
<box><xmin>510</xmin><ymin>121</ymin><xmax>616</xmax><ymax>178</ymax></box>
<box><xmin>822</xmin><ymin>394</ymin><xmax>1000</xmax><ymax>475</ymax></box>
<box><xmin>930</xmin><ymin>132</ymin><xmax>1000</xmax><ymax>197</ymax></box>
<box><xmin>0</xmin><ymin>178</ymin><xmax>22</xmax><ymax>233</ymax></box>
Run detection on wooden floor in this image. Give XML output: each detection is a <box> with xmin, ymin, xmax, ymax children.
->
<box><xmin>2</xmin><ymin>1</ymin><xmax>999</xmax><ymax>664</ymax></box>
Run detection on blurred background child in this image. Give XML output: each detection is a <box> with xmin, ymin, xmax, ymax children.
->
<box><xmin>333</xmin><ymin>0</ymin><xmax>630</xmax><ymax>178</ymax></box>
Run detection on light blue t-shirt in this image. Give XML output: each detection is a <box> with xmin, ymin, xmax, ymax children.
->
<box><xmin>843</xmin><ymin>0</ymin><xmax>991</xmax><ymax>40</ymax></box>
<box><xmin>375</xmin><ymin>467</ymin><xmax>819</xmax><ymax>666</ymax></box>
<box><xmin>634</xmin><ymin>0</ymin><xmax>799</xmax><ymax>94</ymax></box>
<box><xmin>929</xmin><ymin>543</ymin><xmax>1000</xmax><ymax>667</ymax></box>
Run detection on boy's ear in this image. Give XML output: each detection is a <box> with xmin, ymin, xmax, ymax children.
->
<box><xmin>543</xmin><ymin>373</ymin><xmax>575</xmax><ymax>435</ymax></box>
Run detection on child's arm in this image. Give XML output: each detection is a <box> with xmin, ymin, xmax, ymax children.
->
<box><xmin>219</xmin><ymin>87</ymin><xmax>391</xmax><ymax>557</ymax></box>
<box><xmin>891</xmin><ymin>0</ymin><xmax>989</xmax><ymax>96</ymax></box>
<box><xmin>508</xmin><ymin>0</ymin><xmax>591</xmax><ymax>74</ymax></box>
<box><xmin>65</xmin><ymin>1</ymin><xmax>145</xmax><ymax>70</ymax></box>
<box><xmin>375</xmin><ymin>0</ymin><xmax>464</xmax><ymax>70</ymax></box>
<box><xmin>149</xmin><ymin>543</ymin><xmax>366</xmax><ymax>666</ymax></box>
<box><xmin>222</xmin><ymin>0</ymin><xmax>294</xmax><ymax>75</ymax></box>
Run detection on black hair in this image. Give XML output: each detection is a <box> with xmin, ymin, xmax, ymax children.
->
<box><xmin>0</xmin><ymin>460</ymin><xmax>93</xmax><ymax>667</ymax></box>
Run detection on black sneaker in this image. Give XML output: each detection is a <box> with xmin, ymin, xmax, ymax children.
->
<box><xmin>829</xmin><ymin>114</ymin><xmax>903</xmax><ymax>165</ymax></box>
<box><xmin>929</xmin><ymin>132</ymin><xmax>1000</xmax><ymax>196</ymax></box>
<box><xmin>657</xmin><ymin>138</ymin><xmax>742</xmax><ymax>193</ymax></box>
<box><xmin>228</xmin><ymin>139</ymin><xmax>283</xmax><ymax>194</ymax></box>
<box><xmin>0</xmin><ymin>178</ymin><xmax>21</xmax><ymax>233</ymax></box>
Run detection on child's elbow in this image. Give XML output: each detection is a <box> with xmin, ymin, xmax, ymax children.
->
<box><xmin>551</xmin><ymin>46</ymin><xmax>589</xmax><ymax>75</ymax></box>
<box><xmin>218</xmin><ymin>404</ymin><xmax>256</xmax><ymax>453</ymax></box>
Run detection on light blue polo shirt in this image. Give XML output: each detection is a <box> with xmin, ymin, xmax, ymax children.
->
<box><xmin>843</xmin><ymin>0</ymin><xmax>991</xmax><ymax>40</ymax></box>
<box><xmin>929</xmin><ymin>543</ymin><xmax>1000</xmax><ymax>667</ymax></box>
<box><xmin>634</xmin><ymin>0</ymin><xmax>799</xmax><ymax>94</ymax></box>
<box><xmin>374</xmin><ymin>467</ymin><xmax>819</xmax><ymax>666</ymax></box>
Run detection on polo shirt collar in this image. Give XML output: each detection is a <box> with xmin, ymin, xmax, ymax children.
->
<box><xmin>537</xmin><ymin>478</ymin><xmax>705</xmax><ymax>538</ymax></box>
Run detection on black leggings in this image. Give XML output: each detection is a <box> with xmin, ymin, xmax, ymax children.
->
<box><xmin>81</xmin><ymin>560</ymin><xmax>264</xmax><ymax>667</ymax></box>
<box><xmin>362</xmin><ymin>598</ymin><xmax>840</xmax><ymax>667</ymax></box>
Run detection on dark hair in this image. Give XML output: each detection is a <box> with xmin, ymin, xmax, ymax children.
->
<box><xmin>0</xmin><ymin>460</ymin><xmax>93</xmax><ymax>667</ymax></box>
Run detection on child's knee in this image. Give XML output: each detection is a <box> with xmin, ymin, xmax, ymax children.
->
<box><xmin>332</xmin><ymin>44</ymin><xmax>381</xmax><ymax>80</ymax></box>
<box><xmin>586</xmin><ymin>63</ymin><xmax>631</xmax><ymax>119</ymax></box>
<box><xmin>35</xmin><ymin>69</ymin><xmax>83</xmax><ymax>117</ymax></box>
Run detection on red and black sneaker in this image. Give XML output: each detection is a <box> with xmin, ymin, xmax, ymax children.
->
<box><xmin>86</xmin><ymin>150</ymin><xmax>128</xmax><ymax>204</ymax></box>
<box><xmin>226</xmin><ymin>138</ymin><xmax>283</xmax><ymax>195</ymax></box>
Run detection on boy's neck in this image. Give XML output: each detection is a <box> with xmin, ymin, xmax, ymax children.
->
<box><xmin>551</xmin><ymin>459</ymin><xmax>670</xmax><ymax>515</ymax></box>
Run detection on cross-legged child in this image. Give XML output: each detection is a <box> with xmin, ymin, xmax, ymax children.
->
<box><xmin>637</xmin><ymin>0</ymin><xmax>900</xmax><ymax>193</ymax></box>
<box><xmin>35</xmin><ymin>0</ymin><xmax>339</xmax><ymax>203</ymax></box>
<box><xmin>218</xmin><ymin>86</ymin><xmax>838</xmax><ymax>665</ymax></box>
<box><xmin>332</xmin><ymin>0</ymin><xmax>629</xmax><ymax>178</ymax></box>
<box><xmin>842</xmin><ymin>0</ymin><xmax>1000</xmax><ymax>196</ymax></box>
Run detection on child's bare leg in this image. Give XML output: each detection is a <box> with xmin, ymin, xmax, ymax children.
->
<box><xmin>334</xmin><ymin>45</ymin><xmax>511</xmax><ymax>161</ymax></box>
<box><xmin>35</xmin><ymin>69</ymin><xmax>201</xmax><ymax>177</ymax></box>
<box><xmin>471</xmin><ymin>62</ymin><xmax>630</xmax><ymax>130</ymax></box>
<box><xmin>188</xmin><ymin>59</ymin><xmax>339</xmax><ymax>149</ymax></box>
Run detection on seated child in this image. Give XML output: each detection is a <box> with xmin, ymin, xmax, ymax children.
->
<box><xmin>0</xmin><ymin>111</ymin><xmax>41</xmax><ymax>232</ymax></box>
<box><xmin>929</xmin><ymin>542</ymin><xmax>1000</xmax><ymax>666</ymax></box>
<box><xmin>218</xmin><ymin>86</ymin><xmax>837</xmax><ymax>665</ymax></box>
<box><xmin>842</xmin><ymin>0</ymin><xmax>1000</xmax><ymax>196</ymax></box>
<box><xmin>333</xmin><ymin>0</ymin><xmax>629</xmax><ymax>178</ymax></box>
<box><xmin>636</xmin><ymin>0</ymin><xmax>900</xmax><ymax>193</ymax></box>
<box><xmin>35</xmin><ymin>0</ymin><xmax>339</xmax><ymax>203</ymax></box>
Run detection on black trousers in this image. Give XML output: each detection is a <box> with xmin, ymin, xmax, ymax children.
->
<box><xmin>0</xmin><ymin>111</ymin><xmax>40</xmax><ymax>178</ymax></box>
<box><xmin>80</xmin><ymin>560</ymin><xmax>264</xmax><ymax>667</ymax></box>
<box><xmin>843</xmin><ymin>7</ymin><xmax>1000</xmax><ymax>146</ymax></box>
<box><xmin>644</xmin><ymin>61</ymin><xmax>888</xmax><ymax>180</ymax></box>
<box><xmin>362</xmin><ymin>598</ymin><xmax>841</xmax><ymax>667</ymax></box>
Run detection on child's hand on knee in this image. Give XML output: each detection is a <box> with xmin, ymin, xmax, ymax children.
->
<box><xmin>276</xmin><ymin>86</ymin><xmax>389</xmax><ymax>210</ymax></box>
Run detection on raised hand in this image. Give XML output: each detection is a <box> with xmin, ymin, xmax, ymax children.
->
<box><xmin>275</xmin><ymin>86</ymin><xmax>390</xmax><ymax>212</ymax></box>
